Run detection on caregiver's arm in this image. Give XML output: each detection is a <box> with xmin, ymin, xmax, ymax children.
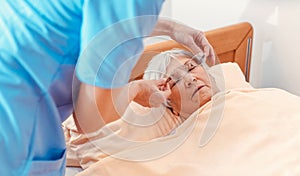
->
<box><xmin>152</xmin><ymin>18</ymin><xmax>216</xmax><ymax>66</ymax></box>
<box><xmin>73</xmin><ymin>79</ymin><xmax>170</xmax><ymax>133</ymax></box>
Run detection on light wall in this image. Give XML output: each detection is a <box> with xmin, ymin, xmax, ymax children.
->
<box><xmin>161</xmin><ymin>0</ymin><xmax>300</xmax><ymax>96</ymax></box>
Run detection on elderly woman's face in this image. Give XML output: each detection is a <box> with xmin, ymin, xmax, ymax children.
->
<box><xmin>166</xmin><ymin>55</ymin><xmax>214</xmax><ymax>118</ymax></box>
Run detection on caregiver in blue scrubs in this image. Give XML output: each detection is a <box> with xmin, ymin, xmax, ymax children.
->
<box><xmin>0</xmin><ymin>0</ymin><xmax>215</xmax><ymax>175</ymax></box>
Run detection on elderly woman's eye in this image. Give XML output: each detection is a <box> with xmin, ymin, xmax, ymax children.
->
<box><xmin>170</xmin><ymin>79</ymin><xmax>182</xmax><ymax>89</ymax></box>
<box><xmin>168</xmin><ymin>72</ymin><xmax>182</xmax><ymax>89</ymax></box>
<box><xmin>169</xmin><ymin>80</ymin><xmax>176</xmax><ymax>89</ymax></box>
<box><xmin>186</xmin><ymin>62</ymin><xmax>197</xmax><ymax>71</ymax></box>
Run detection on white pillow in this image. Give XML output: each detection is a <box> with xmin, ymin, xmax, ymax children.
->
<box><xmin>209</xmin><ymin>62</ymin><xmax>253</xmax><ymax>91</ymax></box>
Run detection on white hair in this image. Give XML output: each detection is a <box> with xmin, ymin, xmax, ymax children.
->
<box><xmin>143</xmin><ymin>49</ymin><xmax>194</xmax><ymax>80</ymax></box>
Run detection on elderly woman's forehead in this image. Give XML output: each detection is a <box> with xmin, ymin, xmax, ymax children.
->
<box><xmin>172</xmin><ymin>55</ymin><xmax>191</xmax><ymax>64</ymax></box>
<box><xmin>176</xmin><ymin>54</ymin><xmax>192</xmax><ymax>59</ymax></box>
<box><xmin>166</xmin><ymin>59</ymin><xmax>182</xmax><ymax>73</ymax></box>
<box><xmin>165</xmin><ymin>56</ymin><xmax>188</xmax><ymax>75</ymax></box>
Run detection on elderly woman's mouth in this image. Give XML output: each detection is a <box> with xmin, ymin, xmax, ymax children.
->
<box><xmin>191</xmin><ymin>84</ymin><xmax>208</xmax><ymax>98</ymax></box>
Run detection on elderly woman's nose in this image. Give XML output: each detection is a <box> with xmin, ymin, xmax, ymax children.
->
<box><xmin>184</xmin><ymin>76</ymin><xmax>197</xmax><ymax>88</ymax></box>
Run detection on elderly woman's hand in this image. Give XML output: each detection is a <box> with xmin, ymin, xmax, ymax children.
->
<box><xmin>132</xmin><ymin>79</ymin><xmax>171</xmax><ymax>107</ymax></box>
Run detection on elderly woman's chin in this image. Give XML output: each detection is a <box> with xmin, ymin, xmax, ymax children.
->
<box><xmin>178</xmin><ymin>89</ymin><xmax>213</xmax><ymax>120</ymax></box>
<box><xmin>195</xmin><ymin>86</ymin><xmax>215</xmax><ymax>106</ymax></box>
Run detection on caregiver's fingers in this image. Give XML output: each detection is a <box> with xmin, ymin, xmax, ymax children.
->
<box><xmin>149</xmin><ymin>90</ymin><xmax>170</xmax><ymax>107</ymax></box>
<box><xmin>206</xmin><ymin>52</ymin><xmax>216</xmax><ymax>66</ymax></box>
<box><xmin>149</xmin><ymin>79</ymin><xmax>171</xmax><ymax>107</ymax></box>
<box><xmin>203</xmin><ymin>45</ymin><xmax>216</xmax><ymax>66</ymax></box>
<box><xmin>187</xmin><ymin>39</ymin><xmax>204</xmax><ymax>57</ymax></box>
<box><xmin>133</xmin><ymin>79</ymin><xmax>170</xmax><ymax>107</ymax></box>
<box><xmin>194</xmin><ymin>32</ymin><xmax>216</xmax><ymax>66</ymax></box>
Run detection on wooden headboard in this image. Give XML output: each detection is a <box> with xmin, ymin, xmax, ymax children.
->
<box><xmin>130</xmin><ymin>22</ymin><xmax>253</xmax><ymax>82</ymax></box>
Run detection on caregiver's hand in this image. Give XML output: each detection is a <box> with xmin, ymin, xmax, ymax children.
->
<box><xmin>171</xmin><ymin>22</ymin><xmax>216</xmax><ymax>66</ymax></box>
<box><xmin>132</xmin><ymin>79</ymin><xmax>171</xmax><ymax>108</ymax></box>
<box><xmin>152</xmin><ymin>18</ymin><xmax>216</xmax><ymax>66</ymax></box>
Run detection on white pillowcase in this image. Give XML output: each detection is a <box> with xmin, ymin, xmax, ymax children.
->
<box><xmin>209</xmin><ymin>62</ymin><xmax>253</xmax><ymax>91</ymax></box>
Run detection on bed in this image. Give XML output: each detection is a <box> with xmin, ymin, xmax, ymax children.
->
<box><xmin>64</xmin><ymin>22</ymin><xmax>300</xmax><ymax>175</ymax></box>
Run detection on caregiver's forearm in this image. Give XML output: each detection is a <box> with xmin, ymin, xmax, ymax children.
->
<box><xmin>151</xmin><ymin>18</ymin><xmax>175</xmax><ymax>37</ymax></box>
<box><xmin>73</xmin><ymin>82</ymin><xmax>139</xmax><ymax>133</ymax></box>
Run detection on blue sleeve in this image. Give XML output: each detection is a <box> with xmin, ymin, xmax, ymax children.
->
<box><xmin>76</xmin><ymin>0</ymin><xmax>165</xmax><ymax>88</ymax></box>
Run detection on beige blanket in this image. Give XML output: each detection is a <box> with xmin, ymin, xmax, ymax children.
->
<box><xmin>63</xmin><ymin>101</ymin><xmax>184</xmax><ymax>169</ymax></box>
<box><xmin>63</xmin><ymin>63</ymin><xmax>300</xmax><ymax>175</ymax></box>
<box><xmin>76</xmin><ymin>88</ymin><xmax>300</xmax><ymax>175</ymax></box>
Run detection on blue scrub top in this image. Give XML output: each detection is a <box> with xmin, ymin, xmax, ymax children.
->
<box><xmin>0</xmin><ymin>0</ymin><xmax>164</xmax><ymax>175</ymax></box>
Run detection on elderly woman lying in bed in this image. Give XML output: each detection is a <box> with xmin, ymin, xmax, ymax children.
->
<box><xmin>64</xmin><ymin>49</ymin><xmax>300</xmax><ymax>175</ymax></box>
<box><xmin>63</xmin><ymin>49</ymin><xmax>219</xmax><ymax>167</ymax></box>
